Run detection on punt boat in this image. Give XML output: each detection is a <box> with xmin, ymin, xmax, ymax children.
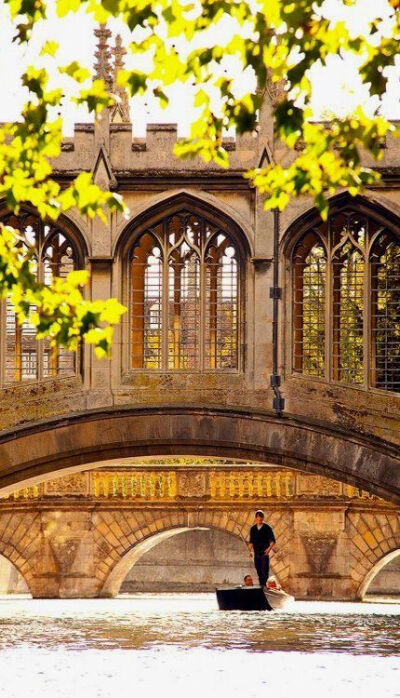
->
<box><xmin>216</xmin><ymin>584</ymin><xmax>294</xmax><ymax>611</ymax></box>
<box><xmin>216</xmin><ymin>586</ymin><xmax>272</xmax><ymax>611</ymax></box>
<box><xmin>265</xmin><ymin>586</ymin><xmax>294</xmax><ymax>610</ymax></box>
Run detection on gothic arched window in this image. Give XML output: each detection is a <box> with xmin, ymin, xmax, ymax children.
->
<box><xmin>130</xmin><ymin>210</ymin><xmax>241</xmax><ymax>371</ymax></box>
<box><xmin>1</xmin><ymin>211</ymin><xmax>82</xmax><ymax>384</ymax></box>
<box><xmin>370</xmin><ymin>232</ymin><xmax>400</xmax><ymax>392</ymax></box>
<box><xmin>291</xmin><ymin>204</ymin><xmax>400</xmax><ymax>393</ymax></box>
<box><xmin>293</xmin><ymin>232</ymin><xmax>326</xmax><ymax>377</ymax></box>
<box><xmin>331</xmin><ymin>214</ymin><xmax>365</xmax><ymax>384</ymax></box>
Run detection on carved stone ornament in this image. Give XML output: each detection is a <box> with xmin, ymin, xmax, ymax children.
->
<box><xmin>111</xmin><ymin>34</ymin><xmax>130</xmax><ymax>123</ymax></box>
<box><xmin>45</xmin><ymin>473</ymin><xmax>88</xmax><ymax>496</ymax></box>
<box><xmin>177</xmin><ymin>471</ymin><xmax>208</xmax><ymax>498</ymax></box>
<box><xmin>301</xmin><ymin>535</ymin><xmax>338</xmax><ymax>575</ymax></box>
<box><xmin>297</xmin><ymin>474</ymin><xmax>342</xmax><ymax>497</ymax></box>
<box><xmin>94</xmin><ymin>24</ymin><xmax>113</xmax><ymax>92</ymax></box>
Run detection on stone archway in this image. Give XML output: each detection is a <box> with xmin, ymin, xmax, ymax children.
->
<box><xmin>118</xmin><ymin>527</ymin><xmax>262</xmax><ymax>593</ymax></box>
<box><xmin>100</xmin><ymin>527</ymin><xmax>204</xmax><ymax>597</ymax></box>
<box><xmin>1</xmin><ymin>405</ymin><xmax>400</xmax><ymax>502</ymax></box>
<box><xmin>96</xmin><ymin>508</ymin><xmax>290</xmax><ymax>598</ymax></box>
<box><xmin>0</xmin><ymin>512</ymin><xmax>39</xmax><ymax>597</ymax></box>
<box><xmin>0</xmin><ymin>553</ymin><xmax>30</xmax><ymax>595</ymax></box>
<box><xmin>346</xmin><ymin>510</ymin><xmax>400</xmax><ymax>598</ymax></box>
<box><xmin>357</xmin><ymin>549</ymin><xmax>400</xmax><ymax>599</ymax></box>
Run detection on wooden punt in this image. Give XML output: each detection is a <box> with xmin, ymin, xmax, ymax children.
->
<box><xmin>216</xmin><ymin>586</ymin><xmax>273</xmax><ymax>611</ymax></box>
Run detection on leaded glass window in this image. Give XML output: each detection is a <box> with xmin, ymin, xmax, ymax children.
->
<box><xmin>293</xmin><ymin>232</ymin><xmax>326</xmax><ymax>377</ymax></box>
<box><xmin>130</xmin><ymin>210</ymin><xmax>241</xmax><ymax>371</ymax></box>
<box><xmin>291</xmin><ymin>205</ymin><xmax>400</xmax><ymax>393</ymax></box>
<box><xmin>370</xmin><ymin>232</ymin><xmax>400</xmax><ymax>392</ymax></box>
<box><xmin>1</xmin><ymin>212</ymin><xmax>81</xmax><ymax>383</ymax></box>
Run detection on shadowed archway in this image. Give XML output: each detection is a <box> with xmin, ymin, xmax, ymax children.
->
<box><xmin>101</xmin><ymin>527</ymin><xmax>205</xmax><ymax>597</ymax></box>
<box><xmin>100</xmin><ymin>524</ymin><xmax>281</xmax><ymax>598</ymax></box>
<box><xmin>358</xmin><ymin>549</ymin><xmax>400</xmax><ymax>599</ymax></box>
<box><xmin>1</xmin><ymin>405</ymin><xmax>400</xmax><ymax>502</ymax></box>
<box><xmin>0</xmin><ymin>552</ymin><xmax>32</xmax><ymax>597</ymax></box>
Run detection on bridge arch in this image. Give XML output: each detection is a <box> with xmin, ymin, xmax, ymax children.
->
<box><xmin>97</xmin><ymin>508</ymin><xmax>288</xmax><ymax>597</ymax></box>
<box><xmin>0</xmin><ymin>406</ymin><xmax>400</xmax><ymax>502</ymax></box>
<box><xmin>357</xmin><ymin>549</ymin><xmax>400</xmax><ymax>600</ymax></box>
<box><xmin>0</xmin><ymin>553</ymin><xmax>31</xmax><ymax>596</ymax></box>
<box><xmin>0</xmin><ymin>541</ymin><xmax>36</xmax><ymax>597</ymax></box>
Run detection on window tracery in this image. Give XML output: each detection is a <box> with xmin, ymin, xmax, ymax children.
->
<box><xmin>130</xmin><ymin>210</ymin><xmax>241</xmax><ymax>371</ymax></box>
<box><xmin>1</xmin><ymin>211</ymin><xmax>82</xmax><ymax>384</ymax></box>
<box><xmin>370</xmin><ymin>232</ymin><xmax>400</xmax><ymax>392</ymax></box>
<box><xmin>293</xmin><ymin>232</ymin><xmax>326</xmax><ymax>378</ymax></box>
<box><xmin>292</xmin><ymin>206</ymin><xmax>400</xmax><ymax>393</ymax></box>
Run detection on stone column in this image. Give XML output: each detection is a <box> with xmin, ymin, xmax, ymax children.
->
<box><xmin>87</xmin><ymin>257</ymin><xmax>114</xmax><ymax>408</ymax></box>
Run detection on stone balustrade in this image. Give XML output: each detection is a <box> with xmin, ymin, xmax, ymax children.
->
<box><xmin>0</xmin><ymin>466</ymin><xmax>379</xmax><ymax>503</ymax></box>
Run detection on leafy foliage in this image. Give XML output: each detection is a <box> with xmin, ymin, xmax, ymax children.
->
<box><xmin>0</xmin><ymin>225</ymin><xmax>126</xmax><ymax>357</ymax></box>
<box><xmin>0</xmin><ymin>0</ymin><xmax>399</xmax><ymax>354</ymax></box>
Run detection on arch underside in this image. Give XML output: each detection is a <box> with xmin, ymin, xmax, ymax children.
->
<box><xmin>358</xmin><ymin>549</ymin><xmax>400</xmax><ymax>599</ymax></box>
<box><xmin>101</xmin><ymin>526</ymin><xmax>205</xmax><ymax>597</ymax></box>
<box><xmin>101</xmin><ymin>525</ymin><xmax>279</xmax><ymax>598</ymax></box>
<box><xmin>0</xmin><ymin>405</ymin><xmax>400</xmax><ymax>503</ymax></box>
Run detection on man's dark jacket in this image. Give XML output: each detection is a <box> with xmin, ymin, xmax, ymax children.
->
<box><xmin>249</xmin><ymin>523</ymin><xmax>276</xmax><ymax>553</ymax></box>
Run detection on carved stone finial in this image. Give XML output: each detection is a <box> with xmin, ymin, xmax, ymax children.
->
<box><xmin>111</xmin><ymin>34</ymin><xmax>131</xmax><ymax>123</ymax></box>
<box><xmin>94</xmin><ymin>23</ymin><xmax>113</xmax><ymax>92</ymax></box>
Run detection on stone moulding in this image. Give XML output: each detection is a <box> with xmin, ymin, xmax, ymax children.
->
<box><xmin>0</xmin><ymin>404</ymin><xmax>399</xmax><ymax>503</ymax></box>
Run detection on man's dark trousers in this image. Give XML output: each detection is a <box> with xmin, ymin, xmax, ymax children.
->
<box><xmin>254</xmin><ymin>552</ymin><xmax>270</xmax><ymax>587</ymax></box>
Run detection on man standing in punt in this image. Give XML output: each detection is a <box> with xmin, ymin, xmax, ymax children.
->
<box><xmin>248</xmin><ymin>510</ymin><xmax>276</xmax><ymax>587</ymax></box>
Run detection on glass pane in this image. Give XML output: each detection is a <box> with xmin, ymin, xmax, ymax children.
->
<box><xmin>205</xmin><ymin>234</ymin><xmax>239</xmax><ymax>369</ymax></box>
<box><xmin>5</xmin><ymin>300</ymin><xmax>38</xmax><ymax>382</ymax></box>
<box><xmin>4</xmin><ymin>227</ymin><xmax>38</xmax><ymax>383</ymax></box>
<box><xmin>131</xmin><ymin>233</ymin><xmax>163</xmax><ymax>369</ymax></box>
<box><xmin>371</xmin><ymin>233</ymin><xmax>400</xmax><ymax>392</ymax></box>
<box><xmin>130</xmin><ymin>209</ymin><xmax>241</xmax><ymax>372</ymax></box>
<box><xmin>42</xmin><ymin>230</ymin><xmax>77</xmax><ymax>378</ymax></box>
<box><xmin>3</xmin><ymin>217</ymin><xmax>79</xmax><ymax>384</ymax></box>
<box><xmin>332</xmin><ymin>242</ymin><xmax>364</xmax><ymax>384</ymax></box>
<box><xmin>168</xmin><ymin>241</ymin><xmax>200</xmax><ymax>369</ymax></box>
<box><xmin>293</xmin><ymin>233</ymin><xmax>326</xmax><ymax>377</ymax></box>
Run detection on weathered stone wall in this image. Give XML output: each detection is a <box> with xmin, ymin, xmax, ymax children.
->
<box><xmin>120</xmin><ymin>529</ymin><xmax>252</xmax><ymax>593</ymax></box>
<box><xmin>1</xmin><ymin>91</ymin><xmax>400</xmax><ymax>601</ymax></box>
<box><xmin>1</xmin><ymin>95</ymin><xmax>400</xmax><ymax>448</ymax></box>
<box><xmin>0</xmin><ymin>467</ymin><xmax>399</xmax><ymax>600</ymax></box>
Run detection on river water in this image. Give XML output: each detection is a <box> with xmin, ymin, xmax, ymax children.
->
<box><xmin>0</xmin><ymin>594</ymin><xmax>399</xmax><ymax>697</ymax></box>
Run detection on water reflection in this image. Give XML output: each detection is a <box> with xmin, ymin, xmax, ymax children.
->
<box><xmin>0</xmin><ymin>594</ymin><xmax>399</xmax><ymax>655</ymax></box>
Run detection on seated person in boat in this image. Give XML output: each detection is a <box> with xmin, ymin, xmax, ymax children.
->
<box><xmin>243</xmin><ymin>575</ymin><xmax>254</xmax><ymax>587</ymax></box>
<box><xmin>266</xmin><ymin>576</ymin><xmax>281</xmax><ymax>591</ymax></box>
<box><xmin>247</xmin><ymin>510</ymin><xmax>276</xmax><ymax>588</ymax></box>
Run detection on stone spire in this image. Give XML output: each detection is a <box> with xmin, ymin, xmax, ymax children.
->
<box><xmin>111</xmin><ymin>34</ymin><xmax>130</xmax><ymax>123</ymax></box>
<box><xmin>94</xmin><ymin>24</ymin><xmax>113</xmax><ymax>92</ymax></box>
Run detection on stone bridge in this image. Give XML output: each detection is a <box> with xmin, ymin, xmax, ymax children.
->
<box><xmin>1</xmin><ymin>406</ymin><xmax>400</xmax><ymax>503</ymax></box>
<box><xmin>0</xmin><ymin>462</ymin><xmax>399</xmax><ymax>600</ymax></box>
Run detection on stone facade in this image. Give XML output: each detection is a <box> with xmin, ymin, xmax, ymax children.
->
<box><xmin>0</xmin><ymin>47</ymin><xmax>400</xmax><ymax>449</ymax></box>
<box><xmin>0</xmin><ymin>465</ymin><xmax>398</xmax><ymax>600</ymax></box>
<box><xmin>1</xmin><ymin>31</ymin><xmax>400</xmax><ymax>599</ymax></box>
